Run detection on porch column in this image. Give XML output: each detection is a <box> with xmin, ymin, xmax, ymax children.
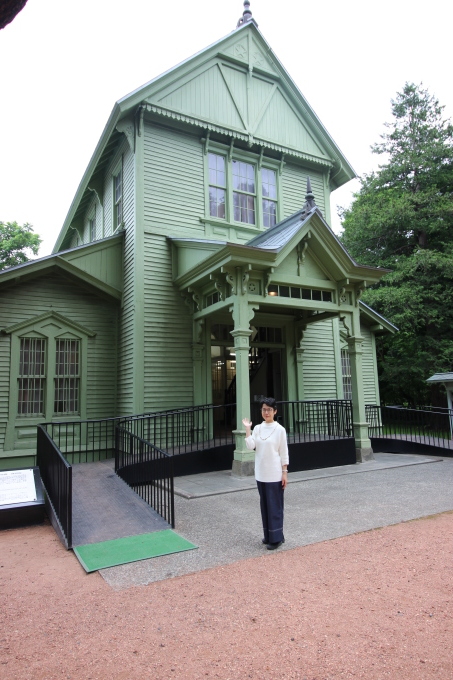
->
<box><xmin>230</xmin><ymin>295</ymin><xmax>258</xmax><ymax>477</ymax></box>
<box><xmin>347</xmin><ymin>335</ymin><xmax>374</xmax><ymax>462</ymax></box>
<box><xmin>192</xmin><ymin>320</ymin><xmax>205</xmax><ymax>406</ymax></box>
<box><xmin>192</xmin><ymin>344</ymin><xmax>204</xmax><ymax>404</ymax></box>
<box><xmin>295</xmin><ymin>347</ymin><xmax>305</xmax><ymax>401</ymax></box>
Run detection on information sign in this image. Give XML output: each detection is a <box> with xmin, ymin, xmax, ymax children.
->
<box><xmin>0</xmin><ymin>469</ymin><xmax>37</xmax><ymax>506</ymax></box>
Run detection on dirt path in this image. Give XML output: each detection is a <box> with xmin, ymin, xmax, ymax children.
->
<box><xmin>1</xmin><ymin>512</ymin><xmax>452</xmax><ymax>680</ymax></box>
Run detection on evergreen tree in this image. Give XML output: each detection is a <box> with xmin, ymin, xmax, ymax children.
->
<box><xmin>340</xmin><ymin>83</ymin><xmax>453</xmax><ymax>405</ymax></box>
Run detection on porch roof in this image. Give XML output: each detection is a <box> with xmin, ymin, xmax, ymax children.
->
<box><xmin>171</xmin><ymin>193</ymin><xmax>391</xmax><ymax>291</ymax></box>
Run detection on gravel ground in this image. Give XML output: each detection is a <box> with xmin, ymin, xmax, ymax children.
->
<box><xmin>1</xmin><ymin>510</ymin><xmax>452</xmax><ymax>680</ymax></box>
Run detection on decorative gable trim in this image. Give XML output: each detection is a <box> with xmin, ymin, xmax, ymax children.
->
<box><xmin>145</xmin><ymin>103</ymin><xmax>334</xmax><ymax>169</ymax></box>
<box><xmin>54</xmin><ymin>19</ymin><xmax>354</xmax><ymax>252</ymax></box>
<box><xmin>2</xmin><ymin>311</ymin><xmax>97</xmax><ymax>337</ymax></box>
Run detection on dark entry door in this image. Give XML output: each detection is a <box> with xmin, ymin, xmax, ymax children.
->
<box><xmin>211</xmin><ymin>346</ymin><xmax>283</xmax><ymax>406</ymax></box>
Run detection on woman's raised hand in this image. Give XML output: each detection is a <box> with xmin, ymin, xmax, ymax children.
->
<box><xmin>242</xmin><ymin>417</ymin><xmax>252</xmax><ymax>430</ymax></box>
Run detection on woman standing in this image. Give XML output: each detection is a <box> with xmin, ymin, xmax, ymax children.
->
<box><xmin>242</xmin><ymin>397</ymin><xmax>289</xmax><ymax>550</ymax></box>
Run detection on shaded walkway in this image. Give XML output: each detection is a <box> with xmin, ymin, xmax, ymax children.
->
<box><xmin>72</xmin><ymin>458</ymin><xmax>168</xmax><ymax>546</ymax></box>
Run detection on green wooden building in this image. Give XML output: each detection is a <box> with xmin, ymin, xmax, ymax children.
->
<box><xmin>0</xmin><ymin>2</ymin><xmax>396</xmax><ymax>472</ymax></box>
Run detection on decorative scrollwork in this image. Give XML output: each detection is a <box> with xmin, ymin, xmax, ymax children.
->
<box><xmin>355</xmin><ymin>285</ymin><xmax>365</xmax><ymax>307</ymax></box>
<box><xmin>264</xmin><ymin>267</ymin><xmax>274</xmax><ymax>297</ymax></box>
<box><xmin>339</xmin><ymin>315</ymin><xmax>351</xmax><ymax>337</ymax></box>
<box><xmin>210</xmin><ymin>275</ymin><xmax>224</xmax><ymax>301</ymax></box>
<box><xmin>225</xmin><ymin>271</ymin><xmax>236</xmax><ymax>295</ymax></box>
<box><xmin>242</xmin><ymin>271</ymin><xmax>250</xmax><ymax>295</ymax></box>
<box><xmin>188</xmin><ymin>287</ymin><xmax>201</xmax><ymax>311</ymax></box>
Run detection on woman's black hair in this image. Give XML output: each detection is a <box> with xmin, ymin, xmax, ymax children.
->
<box><xmin>260</xmin><ymin>397</ymin><xmax>277</xmax><ymax>410</ymax></box>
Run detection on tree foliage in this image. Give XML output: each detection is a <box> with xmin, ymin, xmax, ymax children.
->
<box><xmin>340</xmin><ymin>83</ymin><xmax>453</xmax><ymax>405</ymax></box>
<box><xmin>0</xmin><ymin>221</ymin><xmax>42</xmax><ymax>270</ymax></box>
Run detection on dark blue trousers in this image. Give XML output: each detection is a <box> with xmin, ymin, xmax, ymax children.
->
<box><xmin>256</xmin><ymin>480</ymin><xmax>284</xmax><ymax>544</ymax></box>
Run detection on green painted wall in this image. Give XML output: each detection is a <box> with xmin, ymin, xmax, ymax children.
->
<box><xmin>144</xmin><ymin>124</ymin><xmax>205</xmax><ymax>237</ymax></box>
<box><xmin>281</xmin><ymin>162</ymin><xmax>326</xmax><ymax>218</ymax></box>
<box><xmin>361</xmin><ymin>324</ymin><xmax>380</xmax><ymax>405</ymax></box>
<box><xmin>143</xmin><ymin>233</ymin><xmax>194</xmax><ymax>410</ymax></box>
<box><xmin>301</xmin><ymin>319</ymin><xmax>338</xmax><ymax>399</ymax></box>
<box><xmin>0</xmin><ymin>273</ymin><xmax>119</xmax><ymax>461</ymax></box>
<box><xmin>115</xmin><ymin>141</ymin><xmax>137</xmax><ymax>414</ymax></box>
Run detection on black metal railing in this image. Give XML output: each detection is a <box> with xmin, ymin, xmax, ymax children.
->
<box><xmin>36</xmin><ymin>399</ymin><xmax>357</xmax><ymax>547</ymax></box>
<box><xmin>42</xmin><ymin>417</ymin><xmax>123</xmax><ymax>463</ymax></box>
<box><xmin>250</xmin><ymin>400</ymin><xmax>353</xmax><ymax>441</ymax></box>
<box><xmin>118</xmin><ymin>403</ymin><xmax>237</xmax><ymax>453</ymax></box>
<box><xmin>36</xmin><ymin>425</ymin><xmax>72</xmax><ymax>548</ymax></box>
<box><xmin>115</xmin><ymin>427</ymin><xmax>175</xmax><ymax>528</ymax></box>
<box><xmin>366</xmin><ymin>405</ymin><xmax>453</xmax><ymax>450</ymax></box>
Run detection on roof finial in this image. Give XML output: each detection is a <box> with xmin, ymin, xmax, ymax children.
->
<box><xmin>305</xmin><ymin>177</ymin><xmax>316</xmax><ymax>209</ymax></box>
<box><xmin>236</xmin><ymin>1</ymin><xmax>255</xmax><ymax>28</ymax></box>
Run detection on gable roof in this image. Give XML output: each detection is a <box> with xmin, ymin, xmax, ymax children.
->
<box><xmin>0</xmin><ymin>235</ymin><xmax>123</xmax><ymax>301</ymax></box>
<box><xmin>53</xmin><ymin>16</ymin><xmax>355</xmax><ymax>253</ymax></box>
<box><xmin>245</xmin><ymin>179</ymin><xmax>391</xmax><ymax>284</ymax></box>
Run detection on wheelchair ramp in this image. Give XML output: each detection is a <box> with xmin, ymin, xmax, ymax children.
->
<box><xmin>71</xmin><ymin>458</ymin><xmax>169</xmax><ymax>547</ymax></box>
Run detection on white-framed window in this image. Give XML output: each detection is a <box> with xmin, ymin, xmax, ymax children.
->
<box><xmin>232</xmin><ymin>159</ymin><xmax>256</xmax><ymax>225</ymax></box>
<box><xmin>207</xmin><ymin>151</ymin><xmax>279</xmax><ymax>229</ymax></box>
<box><xmin>341</xmin><ymin>349</ymin><xmax>352</xmax><ymax>400</ymax></box>
<box><xmin>89</xmin><ymin>211</ymin><xmax>96</xmax><ymax>242</ymax></box>
<box><xmin>208</xmin><ymin>153</ymin><xmax>226</xmax><ymax>219</ymax></box>
<box><xmin>113</xmin><ymin>167</ymin><xmax>123</xmax><ymax>230</ymax></box>
<box><xmin>261</xmin><ymin>167</ymin><xmax>277</xmax><ymax>228</ymax></box>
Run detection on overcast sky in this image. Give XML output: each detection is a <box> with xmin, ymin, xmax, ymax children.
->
<box><xmin>1</xmin><ymin>0</ymin><xmax>452</xmax><ymax>257</ymax></box>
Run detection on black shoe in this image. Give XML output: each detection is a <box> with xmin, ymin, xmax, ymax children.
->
<box><xmin>262</xmin><ymin>539</ymin><xmax>269</xmax><ymax>545</ymax></box>
<box><xmin>267</xmin><ymin>540</ymin><xmax>283</xmax><ymax>550</ymax></box>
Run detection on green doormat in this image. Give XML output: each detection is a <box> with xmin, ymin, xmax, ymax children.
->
<box><xmin>73</xmin><ymin>530</ymin><xmax>198</xmax><ymax>573</ymax></box>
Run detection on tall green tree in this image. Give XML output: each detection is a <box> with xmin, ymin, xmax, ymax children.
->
<box><xmin>0</xmin><ymin>221</ymin><xmax>42</xmax><ymax>270</ymax></box>
<box><xmin>340</xmin><ymin>83</ymin><xmax>453</xmax><ymax>405</ymax></box>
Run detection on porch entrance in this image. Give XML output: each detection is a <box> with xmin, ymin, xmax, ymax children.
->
<box><xmin>211</xmin><ymin>345</ymin><xmax>283</xmax><ymax>407</ymax></box>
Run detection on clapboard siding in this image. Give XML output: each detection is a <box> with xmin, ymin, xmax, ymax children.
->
<box><xmin>67</xmin><ymin>229</ymin><xmax>80</xmax><ymax>249</ymax></box>
<box><xmin>144</xmin><ymin>124</ymin><xmax>205</xmax><ymax>236</ymax></box>
<box><xmin>116</xmin><ymin>211</ymin><xmax>136</xmax><ymax>414</ymax></box>
<box><xmin>102</xmin><ymin>139</ymin><xmax>132</xmax><ymax>237</ymax></box>
<box><xmin>361</xmin><ymin>325</ymin><xmax>379</xmax><ymax>405</ymax></box>
<box><xmin>103</xmin><ymin>139</ymin><xmax>136</xmax><ymax>413</ymax></box>
<box><xmin>281</xmin><ymin>162</ymin><xmax>326</xmax><ymax>218</ymax></box>
<box><xmin>0</xmin><ymin>274</ymin><xmax>119</xmax><ymax>453</ymax></box>
<box><xmin>81</xmin><ymin>196</ymin><xmax>97</xmax><ymax>244</ymax></box>
<box><xmin>122</xmin><ymin>143</ymin><xmax>135</xmax><ymax>231</ymax></box>
<box><xmin>64</xmin><ymin>239</ymin><xmax>123</xmax><ymax>292</ymax></box>
<box><xmin>0</xmin><ymin>332</ymin><xmax>11</xmax><ymax>450</ymax></box>
<box><xmin>143</xmin><ymin>233</ymin><xmax>193</xmax><ymax>410</ymax></box>
<box><xmin>302</xmin><ymin>319</ymin><xmax>338</xmax><ymax>399</ymax></box>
